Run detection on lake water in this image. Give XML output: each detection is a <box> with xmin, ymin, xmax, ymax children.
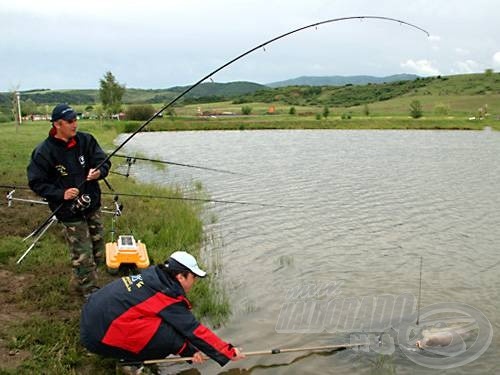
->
<box><xmin>116</xmin><ymin>129</ymin><xmax>499</xmax><ymax>374</ymax></box>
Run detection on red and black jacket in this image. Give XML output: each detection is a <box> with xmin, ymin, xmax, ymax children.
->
<box><xmin>27</xmin><ymin>131</ymin><xmax>110</xmax><ymax>221</ymax></box>
<box><xmin>80</xmin><ymin>265</ymin><xmax>237</xmax><ymax>366</ymax></box>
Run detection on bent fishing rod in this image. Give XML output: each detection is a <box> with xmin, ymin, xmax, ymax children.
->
<box><xmin>29</xmin><ymin>15</ymin><xmax>429</xmax><ymax>238</ymax></box>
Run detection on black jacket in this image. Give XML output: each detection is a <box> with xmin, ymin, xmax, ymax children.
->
<box><xmin>80</xmin><ymin>266</ymin><xmax>236</xmax><ymax>365</ymax></box>
<box><xmin>27</xmin><ymin>131</ymin><xmax>110</xmax><ymax>221</ymax></box>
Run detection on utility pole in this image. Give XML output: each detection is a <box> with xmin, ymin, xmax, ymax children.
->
<box><xmin>12</xmin><ymin>91</ymin><xmax>22</xmax><ymax>132</ymax></box>
<box><xmin>16</xmin><ymin>91</ymin><xmax>22</xmax><ymax>125</ymax></box>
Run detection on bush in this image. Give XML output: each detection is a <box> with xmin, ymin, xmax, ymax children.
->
<box><xmin>341</xmin><ymin>112</ymin><xmax>352</xmax><ymax>120</ymax></box>
<box><xmin>289</xmin><ymin>106</ymin><xmax>296</xmax><ymax>115</ymax></box>
<box><xmin>409</xmin><ymin>100</ymin><xmax>423</xmax><ymax>118</ymax></box>
<box><xmin>166</xmin><ymin>108</ymin><xmax>176</xmax><ymax>120</ymax></box>
<box><xmin>434</xmin><ymin>104</ymin><xmax>449</xmax><ymax>115</ymax></box>
<box><xmin>121</xmin><ymin>122</ymin><xmax>139</xmax><ymax>133</ymax></box>
<box><xmin>241</xmin><ymin>106</ymin><xmax>252</xmax><ymax>115</ymax></box>
<box><xmin>0</xmin><ymin>113</ymin><xmax>12</xmax><ymax>123</ymax></box>
<box><xmin>125</xmin><ymin>104</ymin><xmax>156</xmax><ymax>121</ymax></box>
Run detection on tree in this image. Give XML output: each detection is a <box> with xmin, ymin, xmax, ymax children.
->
<box><xmin>363</xmin><ymin>104</ymin><xmax>370</xmax><ymax>116</ymax></box>
<box><xmin>322</xmin><ymin>106</ymin><xmax>330</xmax><ymax>118</ymax></box>
<box><xmin>289</xmin><ymin>106</ymin><xmax>296</xmax><ymax>115</ymax></box>
<box><xmin>99</xmin><ymin>71</ymin><xmax>125</xmax><ymax>116</ymax></box>
<box><xmin>125</xmin><ymin>104</ymin><xmax>156</xmax><ymax>121</ymax></box>
<box><xmin>409</xmin><ymin>100</ymin><xmax>423</xmax><ymax>118</ymax></box>
<box><xmin>21</xmin><ymin>98</ymin><xmax>38</xmax><ymax>116</ymax></box>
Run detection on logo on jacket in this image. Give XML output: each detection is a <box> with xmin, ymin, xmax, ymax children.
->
<box><xmin>122</xmin><ymin>275</ymin><xmax>144</xmax><ymax>292</ymax></box>
<box><xmin>79</xmin><ymin>155</ymin><xmax>86</xmax><ymax>166</ymax></box>
<box><xmin>55</xmin><ymin>164</ymin><xmax>68</xmax><ymax>176</ymax></box>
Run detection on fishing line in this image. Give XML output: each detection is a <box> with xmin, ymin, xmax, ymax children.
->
<box><xmin>112</xmin><ymin>154</ymin><xmax>243</xmax><ymax>175</ymax></box>
<box><xmin>416</xmin><ymin>256</ymin><xmax>423</xmax><ymax>326</ymax></box>
<box><xmin>28</xmin><ymin>16</ymin><xmax>429</xmax><ymax>238</ymax></box>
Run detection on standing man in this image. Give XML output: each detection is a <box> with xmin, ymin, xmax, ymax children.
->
<box><xmin>27</xmin><ymin>103</ymin><xmax>111</xmax><ymax>298</ymax></box>
<box><xmin>80</xmin><ymin>251</ymin><xmax>245</xmax><ymax>370</ymax></box>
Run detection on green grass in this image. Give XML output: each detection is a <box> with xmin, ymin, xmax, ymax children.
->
<box><xmin>115</xmin><ymin>114</ymin><xmax>496</xmax><ymax>132</ymax></box>
<box><xmin>0</xmin><ymin>121</ymin><xmax>229</xmax><ymax>374</ymax></box>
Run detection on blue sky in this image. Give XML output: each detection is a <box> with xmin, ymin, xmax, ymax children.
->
<box><xmin>2</xmin><ymin>0</ymin><xmax>500</xmax><ymax>91</ymax></box>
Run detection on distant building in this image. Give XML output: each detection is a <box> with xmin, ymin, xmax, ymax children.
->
<box><xmin>111</xmin><ymin>112</ymin><xmax>126</xmax><ymax>120</ymax></box>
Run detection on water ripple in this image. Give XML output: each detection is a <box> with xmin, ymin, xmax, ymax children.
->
<box><xmin>120</xmin><ymin>129</ymin><xmax>500</xmax><ymax>374</ymax></box>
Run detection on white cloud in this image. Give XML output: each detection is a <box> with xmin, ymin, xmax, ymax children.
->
<box><xmin>428</xmin><ymin>35</ymin><xmax>441</xmax><ymax>42</ymax></box>
<box><xmin>493</xmin><ymin>52</ymin><xmax>500</xmax><ymax>67</ymax></box>
<box><xmin>455</xmin><ymin>47</ymin><xmax>469</xmax><ymax>55</ymax></box>
<box><xmin>401</xmin><ymin>59</ymin><xmax>440</xmax><ymax>76</ymax></box>
<box><xmin>454</xmin><ymin>59</ymin><xmax>480</xmax><ymax>73</ymax></box>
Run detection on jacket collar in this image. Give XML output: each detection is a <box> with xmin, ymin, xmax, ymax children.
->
<box><xmin>154</xmin><ymin>266</ymin><xmax>192</xmax><ymax>308</ymax></box>
<box><xmin>49</xmin><ymin>127</ymin><xmax>77</xmax><ymax>149</ymax></box>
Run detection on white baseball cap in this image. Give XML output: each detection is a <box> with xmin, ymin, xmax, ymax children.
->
<box><xmin>169</xmin><ymin>251</ymin><xmax>207</xmax><ymax>277</ymax></box>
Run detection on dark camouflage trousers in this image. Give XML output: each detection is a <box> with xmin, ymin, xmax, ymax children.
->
<box><xmin>62</xmin><ymin>210</ymin><xmax>104</xmax><ymax>294</ymax></box>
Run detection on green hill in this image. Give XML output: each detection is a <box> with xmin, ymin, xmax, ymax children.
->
<box><xmin>233</xmin><ymin>72</ymin><xmax>500</xmax><ymax>109</ymax></box>
<box><xmin>0</xmin><ymin>81</ymin><xmax>268</xmax><ymax>106</ymax></box>
<box><xmin>168</xmin><ymin>81</ymin><xmax>267</xmax><ymax>97</ymax></box>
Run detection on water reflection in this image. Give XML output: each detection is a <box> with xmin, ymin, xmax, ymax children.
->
<box><xmin>163</xmin><ymin>349</ymin><xmax>346</xmax><ymax>375</ymax></box>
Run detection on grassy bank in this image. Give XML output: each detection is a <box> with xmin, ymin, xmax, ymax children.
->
<box><xmin>0</xmin><ymin>121</ymin><xmax>228</xmax><ymax>374</ymax></box>
<box><xmin>124</xmin><ymin>114</ymin><xmax>498</xmax><ymax>132</ymax></box>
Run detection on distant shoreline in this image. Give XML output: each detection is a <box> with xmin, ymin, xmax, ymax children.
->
<box><xmin>116</xmin><ymin>116</ymin><xmax>499</xmax><ymax>132</ymax></box>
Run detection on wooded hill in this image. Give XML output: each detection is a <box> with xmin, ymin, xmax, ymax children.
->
<box><xmin>0</xmin><ymin>81</ymin><xmax>267</xmax><ymax>106</ymax></box>
<box><xmin>266</xmin><ymin>73</ymin><xmax>419</xmax><ymax>87</ymax></box>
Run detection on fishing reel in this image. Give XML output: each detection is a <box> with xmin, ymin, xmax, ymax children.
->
<box><xmin>70</xmin><ymin>194</ymin><xmax>91</xmax><ymax>213</ymax></box>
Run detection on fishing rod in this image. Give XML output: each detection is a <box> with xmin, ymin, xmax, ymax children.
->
<box><xmin>6</xmin><ymin>189</ymin><xmax>48</xmax><ymax>207</ymax></box>
<box><xmin>16</xmin><ymin>215</ymin><xmax>57</xmax><ymax>264</ymax></box>
<box><xmin>101</xmin><ymin>191</ymin><xmax>286</xmax><ymax>208</ymax></box>
<box><xmin>113</xmin><ymin>154</ymin><xmax>243</xmax><ymax>176</ymax></box>
<box><xmin>0</xmin><ymin>184</ymin><xmax>32</xmax><ymax>190</ymax></box>
<box><xmin>103</xmin><ymin>16</ymin><xmax>428</xmax><ymax>168</ymax></box>
<box><xmin>109</xmin><ymin>170</ymin><xmax>131</xmax><ymax>178</ymax></box>
<box><xmin>134</xmin><ymin>342</ymin><xmax>368</xmax><ymax>365</ymax></box>
<box><xmin>28</xmin><ymin>16</ymin><xmax>429</xmax><ymax>238</ymax></box>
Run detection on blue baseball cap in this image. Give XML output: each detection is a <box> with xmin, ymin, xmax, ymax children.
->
<box><xmin>51</xmin><ymin>103</ymin><xmax>77</xmax><ymax>122</ymax></box>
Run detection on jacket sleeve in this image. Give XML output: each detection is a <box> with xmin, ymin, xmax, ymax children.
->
<box><xmin>27</xmin><ymin>148</ymin><xmax>65</xmax><ymax>202</ymax></box>
<box><xmin>87</xmin><ymin>134</ymin><xmax>111</xmax><ymax>179</ymax></box>
<box><xmin>159</xmin><ymin>302</ymin><xmax>236</xmax><ymax>366</ymax></box>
